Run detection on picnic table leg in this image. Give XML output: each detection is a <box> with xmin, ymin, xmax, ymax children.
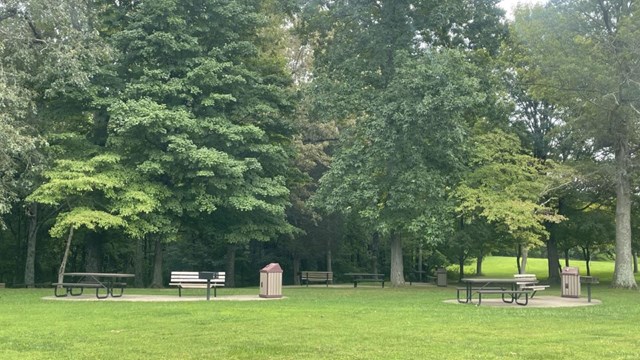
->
<box><xmin>95</xmin><ymin>286</ymin><xmax>109</xmax><ymax>299</ymax></box>
<box><xmin>54</xmin><ymin>287</ymin><xmax>70</xmax><ymax>297</ymax></box>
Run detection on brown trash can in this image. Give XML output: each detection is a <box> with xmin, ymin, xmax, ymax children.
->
<box><xmin>561</xmin><ymin>266</ymin><xmax>580</xmax><ymax>298</ymax></box>
<box><xmin>436</xmin><ymin>268</ymin><xmax>448</xmax><ymax>287</ymax></box>
<box><xmin>259</xmin><ymin>263</ymin><xmax>283</xmax><ymax>298</ymax></box>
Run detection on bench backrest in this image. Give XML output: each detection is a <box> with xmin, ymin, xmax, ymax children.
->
<box><xmin>514</xmin><ymin>273</ymin><xmax>537</xmax><ymax>285</ymax></box>
<box><xmin>301</xmin><ymin>271</ymin><xmax>333</xmax><ymax>280</ymax></box>
<box><xmin>170</xmin><ymin>271</ymin><xmax>226</xmax><ymax>284</ymax></box>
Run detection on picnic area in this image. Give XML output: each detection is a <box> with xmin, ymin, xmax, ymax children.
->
<box><xmin>1</xmin><ymin>257</ymin><xmax>639</xmax><ymax>359</ymax></box>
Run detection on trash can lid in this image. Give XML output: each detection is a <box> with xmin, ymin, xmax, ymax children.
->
<box><xmin>562</xmin><ymin>266</ymin><xmax>579</xmax><ymax>275</ymax></box>
<box><xmin>260</xmin><ymin>263</ymin><xmax>283</xmax><ymax>273</ymax></box>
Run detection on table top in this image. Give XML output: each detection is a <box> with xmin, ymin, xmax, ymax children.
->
<box><xmin>63</xmin><ymin>272</ymin><xmax>135</xmax><ymax>278</ymax></box>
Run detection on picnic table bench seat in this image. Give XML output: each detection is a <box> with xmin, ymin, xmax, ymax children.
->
<box><xmin>51</xmin><ymin>281</ymin><xmax>126</xmax><ymax>299</ymax></box>
<box><xmin>475</xmin><ymin>289</ymin><xmax>533</xmax><ymax>306</ymax></box>
<box><xmin>169</xmin><ymin>271</ymin><xmax>225</xmax><ymax>297</ymax></box>
<box><xmin>299</xmin><ymin>271</ymin><xmax>333</xmax><ymax>286</ymax></box>
<box><xmin>345</xmin><ymin>273</ymin><xmax>385</xmax><ymax>288</ymax></box>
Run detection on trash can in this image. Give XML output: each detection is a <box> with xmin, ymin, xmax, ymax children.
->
<box><xmin>561</xmin><ymin>266</ymin><xmax>580</xmax><ymax>298</ymax></box>
<box><xmin>436</xmin><ymin>268</ymin><xmax>448</xmax><ymax>287</ymax></box>
<box><xmin>259</xmin><ymin>263</ymin><xmax>283</xmax><ymax>298</ymax></box>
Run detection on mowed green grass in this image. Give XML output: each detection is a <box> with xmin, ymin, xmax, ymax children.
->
<box><xmin>470</xmin><ymin>256</ymin><xmax>618</xmax><ymax>283</ymax></box>
<box><xmin>1</xmin><ymin>258</ymin><xmax>639</xmax><ymax>360</ymax></box>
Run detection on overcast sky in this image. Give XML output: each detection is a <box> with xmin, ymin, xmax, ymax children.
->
<box><xmin>498</xmin><ymin>0</ymin><xmax>548</xmax><ymax>19</ymax></box>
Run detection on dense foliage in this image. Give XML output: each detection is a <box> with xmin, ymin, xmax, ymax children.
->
<box><xmin>1</xmin><ymin>0</ymin><xmax>637</xmax><ymax>288</ymax></box>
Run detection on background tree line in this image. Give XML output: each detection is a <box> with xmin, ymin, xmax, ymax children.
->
<box><xmin>1</xmin><ymin>0</ymin><xmax>638</xmax><ymax>288</ymax></box>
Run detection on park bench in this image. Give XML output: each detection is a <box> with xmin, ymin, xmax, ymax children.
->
<box><xmin>299</xmin><ymin>271</ymin><xmax>333</xmax><ymax>286</ymax></box>
<box><xmin>169</xmin><ymin>271</ymin><xmax>225</xmax><ymax>297</ymax></box>
<box><xmin>514</xmin><ymin>274</ymin><xmax>549</xmax><ymax>298</ymax></box>
<box><xmin>345</xmin><ymin>273</ymin><xmax>385</xmax><ymax>288</ymax></box>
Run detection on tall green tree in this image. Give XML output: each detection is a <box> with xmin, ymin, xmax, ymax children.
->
<box><xmin>512</xmin><ymin>0</ymin><xmax>640</xmax><ymax>288</ymax></box>
<box><xmin>94</xmin><ymin>0</ymin><xmax>297</xmax><ymax>284</ymax></box>
<box><xmin>304</xmin><ymin>0</ymin><xmax>507</xmax><ymax>285</ymax></box>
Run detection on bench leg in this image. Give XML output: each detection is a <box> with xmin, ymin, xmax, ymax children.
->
<box><xmin>515</xmin><ymin>293</ymin><xmax>529</xmax><ymax>306</ymax></box>
<box><xmin>96</xmin><ymin>287</ymin><xmax>109</xmax><ymax>299</ymax></box>
<box><xmin>178</xmin><ymin>287</ymin><xmax>182</xmax><ymax>297</ymax></box>
<box><xmin>110</xmin><ymin>286</ymin><xmax>124</xmax><ymax>297</ymax></box>
<box><xmin>54</xmin><ymin>287</ymin><xmax>70</xmax><ymax>297</ymax></box>
<box><xmin>69</xmin><ymin>287</ymin><xmax>84</xmax><ymax>296</ymax></box>
<box><xmin>456</xmin><ymin>288</ymin><xmax>470</xmax><ymax>304</ymax></box>
<box><xmin>213</xmin><ymin>286</ymin><xmax>217</xmax><ymax>298</ymax></box>
<box><xmin>501</xmin><ymin>292</ymin><xmax>515</xmax><ymax>304</ymax></box>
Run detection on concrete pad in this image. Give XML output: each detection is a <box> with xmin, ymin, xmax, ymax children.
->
<box><xmin>444</xmin><ymin>295</ymin><xmax>601</xmax><ymax>308</ymax></box>
<box><xmin>42</xmin><ymin>294</ymin><xmax>286</xmax><ymax>302</ymax></box>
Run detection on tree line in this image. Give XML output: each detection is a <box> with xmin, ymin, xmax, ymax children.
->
<box><xmin>1</xmin><ymin>0</ymin><xmax>638</xmax><ymax>288</ymax></box>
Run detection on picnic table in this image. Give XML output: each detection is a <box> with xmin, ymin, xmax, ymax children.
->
<box><xmin>458</xmin><ymin>277</ymin><xmax>540</xmax><ymax>306</ymax></box>
<box><xmin>344</xmin><ymin>273</ymin><xmax>385</xmax><ymax>288</ymax></box>
<box><xmin>52</xmin><ymin>272</ymin><xmax>135</xmax><ymax>299</ymax></box>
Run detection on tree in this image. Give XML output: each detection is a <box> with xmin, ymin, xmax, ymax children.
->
<box><xmin>94</xmin><ymin>0</ymin><xmax>297</xmax><ymax>285</ymax></box>
<box><xmin>302</xmin><ymin>0</ymin><xmax>508</xmax><ymax>286</ymax></box>
<box><xmin>455</xmin><ymin>128</ymin><xmax>564</xmax><ymax>273</ymax></box>
<box><xmin>512</xmin><ymin>0</ymin><xmax>640</xmax><ymax>288</ymax></box>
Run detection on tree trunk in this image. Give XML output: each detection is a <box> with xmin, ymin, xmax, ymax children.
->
<box><xmin>458</xmin><ymin>257</ymin><xmax>465</xmax><ymax>282</ymax></box>
<box><xmin>57</xmin><ymin>227</ymin><xmax>74</xmax><ymax>285</ymax></box>
<box><xmin>564</xmin><ymin>249</ymin><xmax>570</xmax><ymax>267</ymax></box>
<box><xmin>520</xmin><ymin>246</ymin><xmax>529</xmax><ymax>274</ymax></box>
<box><xmin>292</xmin><ymin>255</ymin><xmax>301</xmax><ymax>285</ymax></box>
<box><xmin>150</xmin><ymin>238</ymin><xmax>163</xmax><ymax>288</ymax></box>
<box><xmin>134</xmin><ymin>237</ymin><xmax>145</xmax><ymax>288</ymax></box>
<box><xmin>583</xmin><ymin>246</ymin><xmax>591</xmax><ymax>276</ymax></box>
<box><xmin>612</xmin><ymin>142</ymin><xmax>638</xmax><ymax>288</ymax></box>
<box><xmin>546</xmin><ymin>234</ymin><xmax>561</xmax><ymax>285</ymax></box>
<box><xmin>371</xmin><ymin>232</ymin><xmax>380</xmax><ymax>274</ymax></box>
<box><xmin>84</xmin><ymin>235</ymin><xmax>101</xmax><ymax>272</ymax></box>
<box><xmin>476</xmin><ymin>254</ymin><xmax>483</xmax><ymax>276</ymax></box>
<box><xmin>389</xmin><ymin>232</ymin><xmax>404</xmax><ymax>286</ymax></box>
<box><xmin>24</xmin><ymin>203</ymin><xmax>38</xmax><ymax>288</ymax></box>
<box><xmin>633</xmin><ymin>251</ymin><xmax>638</xmax><ymax>274</ymax></box>
<box><xmin>516</xmin><ymin>245</ymin><xmax>522</xmax><ymax>274</ymax></box>
<box><xmin>326</xmin><ymin>237</ymin><xmax>332</xmax><ymax>273</ymax></box>
<box><xmin>225</xmin><ymin>244</ymin><xmax>237</xmax><ymax>288</ymax></box>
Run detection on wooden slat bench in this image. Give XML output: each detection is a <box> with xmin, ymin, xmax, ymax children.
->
<box><xmin>299</xmin><ymin>271</ymin><xmax>333</xmax><ymax>287</ymax></box>
<box><xmin>344</xmin><ymin>273</ymin><xmax>385</xmax><ymax>288</ymax></box>
<box><xmin>169</xmin><ymin>271</ymin><xmax>225</xmax><ymax>297</ymax></box>
<box><xmin>514</xmin><ymin>274</ymin><xmax>549</xmax><ymax>298</ymax></box>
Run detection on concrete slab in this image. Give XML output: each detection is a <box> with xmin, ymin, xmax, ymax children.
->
<box><xmin>444</xmin><ymin>295</ymin><xmax>601</xmax><ymax>308</ymax></box>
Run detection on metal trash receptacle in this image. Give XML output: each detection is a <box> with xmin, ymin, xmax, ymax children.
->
<box><xmin>260</xmin><ymin>263</ymin><xmax>283</xmax><ymax>298</ymax></box>
<box><xmin>436</xmin><ymin>268</ymin><xmax>448</xmax><ymax>287</ymax></box>
<box><xmin>561</xmin><ymin>266</ymin><xmax>580</xmax><ymax>298</ymax></box>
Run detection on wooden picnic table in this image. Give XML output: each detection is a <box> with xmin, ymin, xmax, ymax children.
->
<box><xmin>458</xmin><ymin>277</ymin><xmax>537</xmax><ymax>306</ymax></box>
<box><xmin>344</xmin><ymin>273</ymin><xmax>385</xmax><ymax>288</ymax></box>
<box><xmin>52</xmin><ymin>272</ymin><xmax>135</xmax><ymax>299</ymax></box>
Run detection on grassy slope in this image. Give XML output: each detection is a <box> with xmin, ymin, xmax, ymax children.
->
<box><xmin>1</xmin><ymin>257</ymin><xmax>638</xmax><ymax>359</ymax></box>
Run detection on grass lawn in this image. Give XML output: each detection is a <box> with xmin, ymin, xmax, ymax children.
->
<box><xmin>1</xmin><ymin>258</ymin><xmax>639</xmax><ymax>359</ymax></box>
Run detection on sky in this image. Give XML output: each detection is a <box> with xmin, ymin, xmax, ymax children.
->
<box><xmin>498</xmin><ymin>0</ymin><xmax>548</xmax><ymax>19</ymax></box>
